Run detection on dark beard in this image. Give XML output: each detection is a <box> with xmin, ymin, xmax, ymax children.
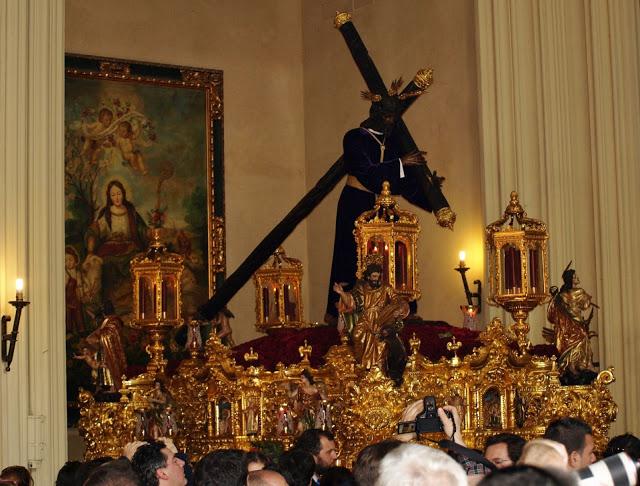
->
<box><xmin>368</xmin><ymin>280</ymin><xmax>382</xmax><ymax>289</ymax></box>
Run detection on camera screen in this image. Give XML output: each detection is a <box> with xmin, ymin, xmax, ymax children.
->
<box><xmin>397</xmin><ymin>421</ymin><xmax>416</xmax><ymax>434</ymax></box>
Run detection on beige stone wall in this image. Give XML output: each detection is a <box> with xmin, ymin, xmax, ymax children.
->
<box><xmin>301</xmin><ymin>0</ymin><xmax>484</xmax><ymax>326</ymax></box>
<box><xmin>66</xmin><ymin>0</ymin><xmax>310</xmax><ymax>344</ymax></box>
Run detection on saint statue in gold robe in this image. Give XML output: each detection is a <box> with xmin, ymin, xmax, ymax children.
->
<box><xmin>544</xmin><ymin>263</ymin><xmax>598</xmax><ymax>376</ymax></box>
<box><xmin>334</xmin><ymin>260</ymin><xmax>409</xmax><ymax>371</ymax></box>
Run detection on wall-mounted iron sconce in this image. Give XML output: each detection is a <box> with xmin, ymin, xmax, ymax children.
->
<box><xmin>2</xmin><ymin>279</ymin><xmax>30</xmax><ymax>371</ymax></box>
<box><xmin>454</xmin><ymin>251</ymin><xmax>482</xmax><ymax>313</ymax></box>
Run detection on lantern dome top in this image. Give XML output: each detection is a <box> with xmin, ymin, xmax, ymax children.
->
<box><xmin>131</xmin><ymin>228</ymin><xmax>184</xmax><ymax>266</ymax></box>
<box><xmin>263</xmin><ymin>247</ymin><xmax>303</xmax><ymax>270</ymax></box>
<box><xmin>355</xmin><ymin>181</ymin><xmax>418</xmax><ymax>226</ymax></box>
<box><xmin>486</xmin><ymin>191</ymin><xmax>547</xmax><ymax>238</ymax></box>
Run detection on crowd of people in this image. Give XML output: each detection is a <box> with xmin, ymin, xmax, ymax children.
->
<box><xmin>1</xmin><ymin>408</ymin><xmax>638</xmax><ymax>486</ymax></box>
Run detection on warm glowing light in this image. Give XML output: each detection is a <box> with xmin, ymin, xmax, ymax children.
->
<box><xmin>15</xmin><ymin>278</ymin><xmax>24</xmax><ymax>300</ymax></box>
<box><xmin>458</xmin><ymin>251</ymin><xmax>467</xmax><ymax>268</ymax></box>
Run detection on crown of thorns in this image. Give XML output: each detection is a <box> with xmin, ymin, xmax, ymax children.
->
<box><xmin>360</xmin><ymin>78</ymin><xmax>425</xmax><ymax>102</ymax></box>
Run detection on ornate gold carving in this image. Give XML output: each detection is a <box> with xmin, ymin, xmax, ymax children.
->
<box><xmin>334</xmin><ymin>12</ymin><xmax>352</xmax><ymax>29</ymax></box>
<box><xmin>413</xmin><ymin>68</ymin><xmax>434</xmax><ymax>90</ymax></box>
<box><xmin>486</xmin><ymin>191</ymin><xmax>550</xmax><ymax>354</ymax></box>
<box><xmin>435</xmin><ymin>207</ymin><xmax>456</xmax><ymax>229</ymax></box>
<box><xmin>98</xmin><ymin>61</ymin><xmax>131</xmax><ymax>77</ymax></box>
<box><xmin>298</xmin><ymin>341</ymin><xmax>312</xmax><ymax>363</ymax></box>
<box><xmin>354</xmin><ymin>181</ymin><xmax>421</xmax><ymax>302</ymax></box>
<box><xmin>210</xmin><ymin>216</ymin><xmax>226</xmax><ymax>276</ymax></box>
<box><xmin>254</xmin><ymin>247</ymin><xmax>305</xmax><ymax>331</ymax></box>
<box><xmin>447</xmin><ymin>336</ymin><xmax>462</xmax><ymax>367</ymax></box>
<box><xmin>79</xmin><ymin>318</ymin><xmax>617</xmax><ymax>464</ymax></box>
<box><xmin>244</xmin><ymin>348</ymin><xmax>259</xmax><ymax>363</ymax></box>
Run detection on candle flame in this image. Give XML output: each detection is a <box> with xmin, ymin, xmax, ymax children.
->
<box><xmin>459</xmin><ymin>251</ymin><xmax>466</xmax><ymax>263</ymax></box>
<box><xmin>15</xmin><ymin>278</ymin><xmax>24</xmax><ymax>292</ymax></box>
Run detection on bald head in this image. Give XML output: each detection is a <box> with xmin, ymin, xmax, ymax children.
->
<box><xmin>247</xmin><ymin>469</ymin><xmax>287</xmax><ymax>486</ymax></box>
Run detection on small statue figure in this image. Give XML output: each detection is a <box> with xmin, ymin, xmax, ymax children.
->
<box><xmin>74</xmin><ymin>341</ymin><xmax>111</xmax><ymax>393</ymax></box>
<box><xmin>316</xmin><ymin>400</ymin><xmax>332</xmax><ymax>432</ymax></box>
<box><xmin>161</xmin><ymin>405</ymin><xmax>178</xmax><ymax>437</ymax></box>
<box><xmin>244</xmin><ymin>398</ymin><xmax>260</xmax><ymax>435</ymax></box>
<box><xmin>544</xmin><ymin>262</ymin><xmax>599</xmax><ymax>381</ymax></box>
<box><xmin>74</xmin><ymin>315</ymin><xmax>127</xmax><ymax>394</ymax></box>
<box><xmin>149</xmin><ymin>381</ymin><xmax>168</xmax><ymax>410</ymax></box>
<box><xmin>294</xmin><ymin>369</ymin><xmax>329</xmax><ymax>435</ymax></box>
<box><xmin>213</xmin><ymin>307</ymin><xmax>236</xmax><ymax>347</ymax></box>
<box><xmin>276</xmin><ymin>404</ymin><xmax>294</xmax><ymax>435</ymax></box>
<box><xmin>218</xmin><ymin>407</ymin><xmax>231</xmax><ymax>436</ymax></box>
<box><xmin>333</xmin><ymin>257</ymin><xmax>409</xmax><ymax>381</ymax></box>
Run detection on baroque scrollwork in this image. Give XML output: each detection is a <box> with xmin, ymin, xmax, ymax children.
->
<box><xmin>79</xmin><ymin>318</ymin><xmax>617</xmax><ymax>464</ymax></box>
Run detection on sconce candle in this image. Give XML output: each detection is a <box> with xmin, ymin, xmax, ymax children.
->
<box><xmin>454</xmin><ymin>253</ymin><xmax>482</xmax><ymax>313</ymax></box>
<box><xmin>2</xmin><ymin>280</ymin><xmax>30</xmax><ymax>371</ymax></box>
<box><xmin>15</xmin><ymin>279</ymin><xmax>24</xmax><ymax>301</ymax></box>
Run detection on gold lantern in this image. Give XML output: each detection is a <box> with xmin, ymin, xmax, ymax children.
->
<box><xmin>354</xmin><ymin>181</ymin><xmax>420</xmax><ymax>302</ymax></box>
<box><xmin>486</xmin><ymin>191</ymin><xmax>550</xmax><ymax>354</ymax></box>
<box><xmin>253</xmin><ymin>247</ymin><xmax>304</xmax><ymax>332</ymax></box>
<box><xmin>130</xmin><ymin>228</ymin><xmax>184</xmax><ymax>376</ymax></box>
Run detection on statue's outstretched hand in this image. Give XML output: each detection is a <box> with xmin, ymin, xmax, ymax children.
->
<box><xmin>402</xmin><ymin>150</ymin><xmax>427</xmax><ymax>166</ymax></box>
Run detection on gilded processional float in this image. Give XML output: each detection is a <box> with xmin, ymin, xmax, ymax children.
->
<box><xmin>78</xmin><ymin>189</ymin><xmax>616</xmax><ymax>465</ymax></box>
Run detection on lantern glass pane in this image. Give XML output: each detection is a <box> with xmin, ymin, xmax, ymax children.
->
<box><xmin>394</xmin><ymin>240</ymin><xmax>410</xmax><ymax>290</ymax></box>
<box><xmin>528</xmin><ymin>247</ymin><xmax>541</xmax><ymax>293</ymax></box>
<box><xmin>501</xmin><ymin>244</ymin><xmax>522</xmax><ymax>293</ymax></box>
<box><xmin>139</xmin><ymin>277</ymin><xmax>153</xmax><ymax>320</ymax></box>
<box><xmin>283</xmin><ymin>283</ymin><xmax>298</xmax><ymax>321</ymax></box>
<box><xmin>163</xmin><ymin>276</ymin><xmax>177</xmax><ymax>320</ymax></box>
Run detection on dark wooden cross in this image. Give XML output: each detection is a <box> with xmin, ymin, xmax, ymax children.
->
<box><xmin>198</xmin><ymin>12</ymin><xmax>453</xmax><ymax>319</ymax></box>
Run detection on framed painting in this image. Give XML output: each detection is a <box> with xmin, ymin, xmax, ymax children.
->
<box><xmin>64</xmin><ymin>54</ymin><xmax>225</xmax><ymax>417</ymax></box>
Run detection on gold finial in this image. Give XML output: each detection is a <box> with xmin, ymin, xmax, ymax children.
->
<box><xmin>298</xmin><ymin>340</ymin><xmax>312</xmax><ymax>362</ymax></box>
<box><xmin>447</xmin><ymin>336</ymin><xmax>462</xmax><ymax>367</ymax></box>
<box><xmin>334</xmin><ymin>11</ymin><xmax>352</xmax><ymax>28</ymax></box>
<box><xmin>505</xmin><ymin>191</ymin><xmax>525</xmax><ymax>218</ymax></box>
<box><xmin>244</xmin><ymin>347</ymin><xmax>259</xmax><ymax>362</ymax></box>
<box><xmin>413</xmin><ymin>68</ymin><xmax>434</xmax><ymax>89</ymax></box>
<box><xmin>375</xmin><ymin>181</ymin><xmax>395</xmax><ymax>210</ymax></box>
<box><xmin>409</xmin><ymin>332</ymin><xmax>421</xmax><ymax>355</ymax></box>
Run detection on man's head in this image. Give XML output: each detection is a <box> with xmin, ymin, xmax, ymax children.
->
<box><xmin>294</xmin><ymin>429</ymin><xmax>338</xmax><ymax>474</ymax></box>
<box><xmin>246</xmin><ymin>469</ymin><xmax>287</xmax><ymax>486</ymax></box>
<box><xmin>484</xmin><ymin>433</ymin><xmax>526</xmax><ymax>468</ymax></box>
<box><xmin>353</xmin><ymin>440</ymin><xmax>402</xmax><ymax>486</ymax></box>
<box><xmin>362</xmin><ymin>95</ymin><xmax>403</xmax><ymax>136</ymax></box>
<box><xmin>55</xmin><ymin>461</ymin><xmax>83</xmax><ymax>486</ymax></box>
<box><xmin>131</xmin><ymin>441</ymin><xmax>186</xmax><ymax>486</ymax></box>
<box><xmin>194</xmin><ymin>449</ymin><xmax>247</xmax><ymax>486</ymax></box>
<box><xmin>83</xmin><ymin>458</ymin><xmax>141</xmax><ymax>486</ymax></box>
<box><xmin>478</xmin><ymin>464</ymin><xmax>577</xmax><ymax>486</ymax></box>
<box><xmin>377</xmin><ymin>443</ymin><xmax>467</xmax><ymax>486</ymax></box>
<box><xmin>0</xmin><ymin>467</ymin><xmax>32</xmax><ymax>486</ymax></box>
<box><xmin>277</xmin><ymin>449</ymin><xmax>315</xmax><ymax>486</ymax></box>
<box><xmin>364</xmin><ymin>263</ymin><xmax>383</xmax><ymax>289</ymax></box>
<box><xmin>544</xmin><ymin>417</ymin><xmax>595</xmax><ymax>469</ymax></box>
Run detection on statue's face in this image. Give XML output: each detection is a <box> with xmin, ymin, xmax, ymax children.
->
<box><xmin>573</xmin><ymin>273</ymin><xmax>580</xmax><ymax>286</ymax></box>
<box><xmin>367</xmin><ymin>271</ymin><xmax>382</xmax><ymax>289</ymax></box>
